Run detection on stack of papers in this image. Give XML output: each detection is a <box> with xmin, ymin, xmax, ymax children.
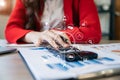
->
<box><xmin>18</xmin><ymin>43</ymin><xmax>120</xmax><ymax>80</ymax></box>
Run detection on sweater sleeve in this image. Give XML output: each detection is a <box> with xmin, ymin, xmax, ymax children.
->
<box><xmin>5</xmin><ymin>0</ymin><xmax>32</xmax><ymax>43</ymax></box>
<box><xmin>61</xmin><ymin>0</ymin><xmax>101</xmax><ymax>44</ymax></box>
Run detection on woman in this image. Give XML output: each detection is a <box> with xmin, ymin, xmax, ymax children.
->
<box><xmin>5</xmin><ymin>0</ymin><xmax>101</xmax><ymax>49</ymax></box>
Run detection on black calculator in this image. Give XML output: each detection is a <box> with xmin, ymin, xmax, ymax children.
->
<box><xmin>46</xmin><ymin>46</ymin><xmax>98</xmax><ymax>62</ymax></box>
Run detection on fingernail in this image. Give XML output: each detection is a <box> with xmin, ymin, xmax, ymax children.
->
<box><xmin>54</xmin><ymin>45</ymin><xmax>59</xmax><ymax>50</ymax></box>
<box><xmin>63</xmin><ymin>44</ymin><xmax>69</xmax><ymax>48</ymax></box>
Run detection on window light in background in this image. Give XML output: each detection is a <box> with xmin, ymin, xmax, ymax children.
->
<box><xmin>0</xmin><ymin>0</ymin><xmax>12</xmax><ymax>15</ymax></box>
<box><xmin>0</xmin><ymin>0</ymin><xmax>6</xmax><ymax>8</ymax></box>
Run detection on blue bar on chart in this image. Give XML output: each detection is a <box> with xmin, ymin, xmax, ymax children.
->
<box><xmin>85</xmin><ymin>60</ymin><xmax>103</xmax><ymax>64</ymax></box>
<box><xmin>46</xmin><ymin>63</ymin><xmax>69</xmax><ymax>71</ymax></box>
<box><xmin>66</xmin><ymin>62</ymin><xmax>84</xmax><ymax>68</ymax></box>
<box><xmin>98</xmin><ymin>57</ymin><xmax>114</xmax><ymax>61</ymax></box>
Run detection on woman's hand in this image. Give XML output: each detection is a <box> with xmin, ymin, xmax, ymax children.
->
<box><xmin>23</xmin><ymin>30</ymin><xmax>71</xmax><ymax>49</ymax></box>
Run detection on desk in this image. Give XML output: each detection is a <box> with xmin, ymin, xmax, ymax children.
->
<box><xmin>0</xmin><ymin>53</ymin><xmax>33</xmax><ymax>80</ymax></box>
<box><xmin>0</xmin><ymin>40</ymin><xmax>120</xmax><ymax>80</ymax></box>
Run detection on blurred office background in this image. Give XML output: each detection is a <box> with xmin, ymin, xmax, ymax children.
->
<box><xmin>0</xmin><ymin>0</ymin><xmax>120</xmax><ymax>40</ymax></box>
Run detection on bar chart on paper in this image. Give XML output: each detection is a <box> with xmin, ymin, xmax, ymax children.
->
<box><xmin>18</xmin><ymin>44</ymin><xmax>120</xmax><ymax>80</ymax></box>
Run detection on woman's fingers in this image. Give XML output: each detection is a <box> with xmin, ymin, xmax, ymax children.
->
<box><xmin>34</xmin><ymin>39</ymin><xmax>42</xmax><ymax>47</ymax></box>
<box><xmin>42</xmin><ymin>34</ymin><xmax>59</xmax><ymax>49</ymax></box>
<box><xmin>47</xmin><ymin>30</ymin><xmax>70</xmax><ymax>48</ymax></box>
<box><xmin>51</xmin><ymin>30</ymin><xmax>71</xmax><ymax>44</ymax></box>
<box><xmin>27</xmin><ymin>30</ymin><xmax>71</xmax><ymax>49</ymax></box>
<box><xmin>60</xmin><ymin>33</ymin><xmax>71</xmax><ymax>44</ymax></box>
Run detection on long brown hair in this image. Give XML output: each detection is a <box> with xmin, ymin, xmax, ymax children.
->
<box><xmin>22</xmin><ymin>0</ymin><xmax>44</xmax><ymax>30</ymax></box>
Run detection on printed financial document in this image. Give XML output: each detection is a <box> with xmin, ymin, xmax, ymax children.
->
<box><xmin>18</xmin><ymin>43</ymin><xmax>120</xmax><ymax>80</ymax></box>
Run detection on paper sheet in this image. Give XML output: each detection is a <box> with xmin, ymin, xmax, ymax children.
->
<box><xmin>18</xmin><ymin>43</ymin><xmax>120</xmax><ymax>80</ymax></box>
